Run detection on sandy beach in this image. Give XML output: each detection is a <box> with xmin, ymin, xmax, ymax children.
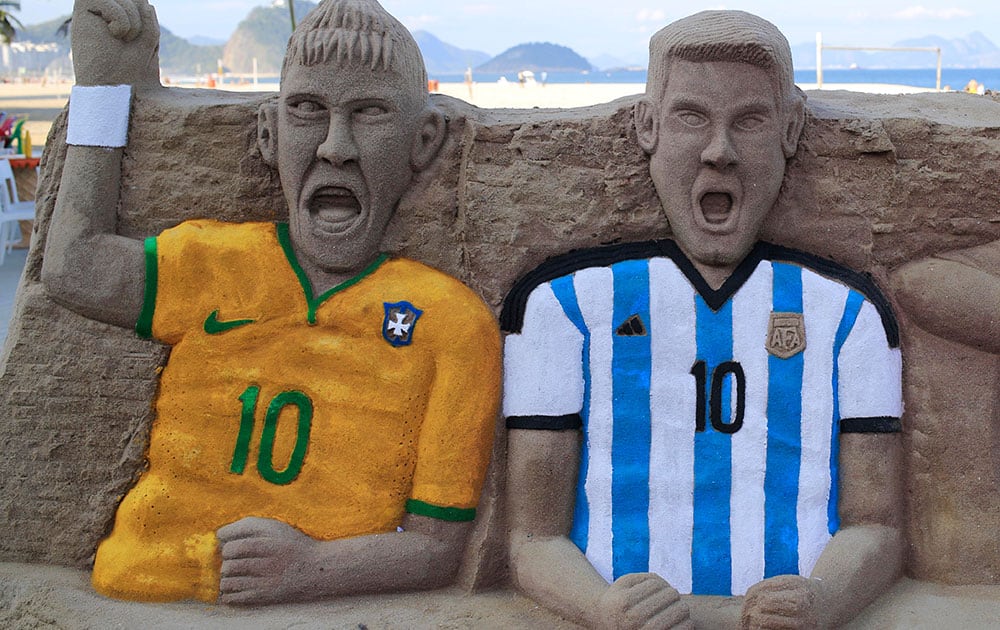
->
<box><xmin>0</xmin><ymin>79</ymin><xmax>943</xmax><ymax>147</ymax></box>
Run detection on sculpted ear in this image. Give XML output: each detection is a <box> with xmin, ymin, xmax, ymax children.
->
<box><xmin>781</xmin><ymin>91</ymin><xmax>806</xmax><ymax>159</ymax></box>
<box><xmin>257</xmin><ymin>102</ymin><xmax>279</xmax><ymax>166</ymax></box>
<box><xmin>634</xmin><ymin>97</ymin><xmax>659</xmax><ymax>155</ymax></box>
<box><xmin>410</xmin><ymin>107</ymin><xmax>447</xmax><ymax>172</ymax></box>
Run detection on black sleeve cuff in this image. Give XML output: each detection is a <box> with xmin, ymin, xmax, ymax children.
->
<box><xmin>840</xmin><ymin>416</ymin><xmax>901</xmax><ymax>433</ymax></box>
<box><xmin>506</xmin><ymin>414</ymin><xmax>583</xmax><ymax>430</ymax></box>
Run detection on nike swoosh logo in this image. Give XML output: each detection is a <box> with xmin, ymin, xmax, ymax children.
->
<box><xmin>204</xmin><ymin>310</ymin><xmax>255</xmax><ymax>334</ymax></box>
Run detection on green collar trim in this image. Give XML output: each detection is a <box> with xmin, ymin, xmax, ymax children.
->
<box><xmin>276</xmin><ymin>223</ymin><xmax>389</xmax><ymax>324</ymax></box>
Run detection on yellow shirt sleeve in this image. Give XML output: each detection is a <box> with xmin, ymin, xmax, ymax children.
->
<box><xmin>405</xmin><ymin>282</ymin><xmax>502</xmax><ymax>521</ymax></box>
<box><xmin>135</xmin><ymin>220</ymin><xmax>277</xmax><ymax>345</ymax></box>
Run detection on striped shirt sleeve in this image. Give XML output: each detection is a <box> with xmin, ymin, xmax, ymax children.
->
<box><xmin>837</xmin><ymin>299</ymin><xmax>903</xmax><ymax>432</ymax></box>
<box><xmin>503</xmin><ymin>281</ymin><xmax>585</xmax><ymax>429</ymax></box>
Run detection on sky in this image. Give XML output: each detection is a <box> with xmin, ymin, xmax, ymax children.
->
<box><xmin>14</xmin><ymin>1</ymin><xmax>1000</xmax><ymax>64</ymax></box>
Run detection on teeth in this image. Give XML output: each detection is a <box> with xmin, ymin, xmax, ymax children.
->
<box><xmin>700</xmin><ymin>193</ymin><xmax>733</xmax><ymax>224</ymax></box>
<box><xmin>317</xmin><ymin>208</ymin><xmax>357</xmax><ymax>222</ymax></box>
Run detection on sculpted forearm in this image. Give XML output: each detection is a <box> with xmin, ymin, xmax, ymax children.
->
<box><xmin>217</xmin><ymin>514</ymin><xmax>472</xmax><ymax>605</ymax></box>
<box><xmin>741</xmin><ymin>433</ymin><xmax>903</xmax><ymax>629</ymax></box>
<box><xmin>508</xmin><ymin>430</ymin><xmax>693</xmax><ymax>629</ymax></box>
<box><xmin>809</xmin><ymin>524</ymin><xmax>903</xmax><ymax>628</ymax></box>
<box><xmin>510</xmin><ymin>534</ymin><xmax>607</xmax><ymax>623</ymax></box>
<box><xmin>810</xmin><ymin>432</ymin><xmax>904</xmax><ymax>626</ymax></box>
<box><xmin>42</xmin><ymin>145</ymin><xmax>145</xmax><ymax>328</ymax></box>
<box><xmin>507</xmin><ymin>429</ymin><xmax>606</xmax><ymax>621</ymax></box>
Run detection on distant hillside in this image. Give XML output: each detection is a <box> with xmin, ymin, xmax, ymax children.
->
<box><xmin>2</xmin><ymin>14</ymin><xmax>222</xmax><ymax>77</ymax></box>
<box><xmin>159</xmin><ymin>29</ymin><xmax>224</xmax><ymax>76</ymax></box>
<box><xmin>793</xmin><ymin>31</ymin><xmax>1000</xmax><ymax>69</ymax></box>
<box><xmin>589</xmin><ymin>53</ymin><xmax>644</xmax><ymax>72</ymax></box>
<box><xmin>16</xmin><ymin>15</ymin><xmax>70</xmax><ymax>43</ymax></box>
<box><xmin>413</xmin><ymin>31</ymin><xmax>489</xmax><ymax>75</ymax></box>
<box><xmin>477</xmin><ymin>42</ymin><xmax>593</xmax><ymax>73</ymax></box>
<box><xmin>3</xmin><ymin>15</ymin><xmax>70</xmax><ymax>75</ymax></box>
<box><xmin>222</xmin><ymin>0</ymin><xmax>317</xmax><ymax>74</ymax></box>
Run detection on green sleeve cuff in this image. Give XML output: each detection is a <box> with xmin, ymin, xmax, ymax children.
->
<box><xmin>135</xmin><ymin>236</ymin><xmax>158</xmax><ymax>339</ymax></box>
<box><xmin>405</xmin><ymin>499</ymin><xmax>477</xmax><ymax>522</ymax></box>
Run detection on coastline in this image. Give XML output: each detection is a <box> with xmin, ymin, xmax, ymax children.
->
<box><xmin>0</xmin><ymin>79</ymin><xmax>944</xmax><ymax>147</ymax></box>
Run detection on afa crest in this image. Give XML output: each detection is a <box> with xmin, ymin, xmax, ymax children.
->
<box><xmin>766</xmin><ymin>312</ymin><xmax>806</xmax><ymax>358</ymax></box>
<box><xmin>382</xmin><ymin>301</ymin><xmax>423</xmax><ymax>347</ymax></box>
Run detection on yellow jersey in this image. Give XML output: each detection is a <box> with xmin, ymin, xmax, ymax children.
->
<box><xmin>92</xmin><ymin>220</ymin><xmax>501</xmax><ymax>602</ymax></box>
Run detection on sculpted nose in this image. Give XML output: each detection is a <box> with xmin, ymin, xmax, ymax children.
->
<box><xmin>317</xmin><ymin>115</ymin><xmax>358</xmax><ymax>165</ymax></box>
<box><xmin>701</xmin><ymin>126</ymin><xmax>738</xmax><ymax>169</ymax></box>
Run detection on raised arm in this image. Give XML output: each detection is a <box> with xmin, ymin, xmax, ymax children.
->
<box><xmin>41</xmin><ymin>0</ymin><xmax>161</xmax><ymax>328</ymax></box>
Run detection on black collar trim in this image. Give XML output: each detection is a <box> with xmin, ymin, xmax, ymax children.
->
<box><xmin>500</xmin><ymin>240</ymin><xmax>898</xmax><ymax>348</ymax></box>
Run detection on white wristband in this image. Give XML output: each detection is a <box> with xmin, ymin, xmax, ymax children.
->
<box><xmin>67</xmin><ymin>85</ymin><xmax>133</xmax><ymax>148</ymax></box>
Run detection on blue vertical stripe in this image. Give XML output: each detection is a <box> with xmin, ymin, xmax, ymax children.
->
<box><xmin>692</xmin><ymin>296</ymin><xmax>733</xmax><ymax>595</ymax></box>
<box><xmin>551</xmin><ymin>275</ymin><xmax>593</xmax><ymax>554</ymax></box>
<box><xmin>764</xmin><ymin>263</ymin><xmax>805</xmax><ymax>578</ymax></box>
<box><xmin>610</xmin><ymin>260</ymin><xmax>652</xmax><ymax>578</ymax></box>
<box><xmin>829</xmin><ymin>290</ymin><xmax>865</xmax><ymax>534</ymax></box>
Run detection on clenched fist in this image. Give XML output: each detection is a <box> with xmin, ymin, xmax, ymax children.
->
<box><xmin>71</xmin><ymin>0</ymin><xmax>160</xmax><ymax>88</ymax></box>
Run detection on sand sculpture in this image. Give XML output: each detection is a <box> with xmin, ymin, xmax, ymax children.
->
<box><xmin>503</xmin><ymin>12</ymin><xmax>904</xmax><ymax>629</ymax></box>
<box><xmin>37</xmin><ymin>0</ymin><xmax>500</xmax><ymax>604</ymax></box>
<box><xmin>0</xmin><ymin>0</ymin><xmax>999</xmax><ymax>627</ymax></box>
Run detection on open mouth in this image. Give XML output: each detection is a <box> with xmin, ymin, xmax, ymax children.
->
<box><xmin>700</xmin><ymin>192</ymin><xmax>733</xmax><ymax>225</ymax></box>
<box><xmin>309</xmin><ymin>186</ymin><xmax>362</xmax><ymax>231</ymax></box>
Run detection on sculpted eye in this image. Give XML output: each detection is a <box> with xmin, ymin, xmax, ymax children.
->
<box><xmin>735</xmin><ymin>114</ymin><xmax>767</xmax><ymax>131</ymax></box>
<box><xmin>355</xmin><ymin>104</ymin><xmax>391</xmax><ymax>119</ymax></box>
<box><xmin>288</xmin><ymin>99</ymin><xmax>325</xmax><ymax>117</ymax></box>
<box><xmin>676</xmin><ymin>110</ymin><xmax>707</xmax><ymax>127</ymax></box>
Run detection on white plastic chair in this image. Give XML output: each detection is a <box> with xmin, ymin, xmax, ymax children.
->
<box><xmin>0</xmin><ymin>158</ymin><xmax>35</xmax><ymax>266</ymax></box>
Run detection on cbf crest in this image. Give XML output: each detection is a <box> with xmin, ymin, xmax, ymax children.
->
<box><xmin>383</xmin><ymin>301</ymin><xmax>423</xmax><ymax>347</ymax></box>
<box><xmin>766</xmin><ymin>312</ymin><xmax>806</xmax><ymax>358</ymax></box>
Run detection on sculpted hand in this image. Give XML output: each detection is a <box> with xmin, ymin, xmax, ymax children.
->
<box><xmin>741</xmin><ymin>574</ymin><xmax>821</xmax><ymax>630</ymax></box>
<box><xmin>595</xmin><ymin>573</ymin><xmax>693</xmax><ymax>630</ymax></box>
<box><xmin>217</xmin><ymin>516</ymin><xmax>318</xmax><ymax>606</ymax></box>
<box><xmin>71</xmin><ymin>0</ymin><xmax>160</xmax><ymax>88</ymax></box>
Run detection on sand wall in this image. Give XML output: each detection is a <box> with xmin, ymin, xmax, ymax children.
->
<box><xmin>0</xmin><ymin>87</ymin><xmax>998</xmax><ymax>586</ymax></box>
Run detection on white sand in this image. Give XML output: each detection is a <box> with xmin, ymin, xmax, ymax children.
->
<box><xmin>0</xmin><ymin>79</ymin><xmax>947</xmax><ymax>146</ymax></box>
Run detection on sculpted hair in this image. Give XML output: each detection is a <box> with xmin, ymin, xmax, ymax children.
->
<box><xmin>646</xmin><ymin>10</ymin><xmax>800</xmax><ymax>108</ymax></box>
<box><xmin>282</xmin><ymin>0</ymin><xmax>427</xmax><ymax>96</ymax></box>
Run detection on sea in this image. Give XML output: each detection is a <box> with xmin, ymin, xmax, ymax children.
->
<box><xmin>425</xmin><ymin>67</ymin><xmax>1000</xmax><ymax>90</ymax></box>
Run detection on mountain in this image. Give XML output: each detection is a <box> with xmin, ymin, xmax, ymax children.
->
<box><xmin>477</xmin><ymin>42</ymin><xmax>593</xmax><ymax>73</ymax></box>
<box><xmin>2</xmin><ymin>15</ymin><xmax>71</xmax><ymax>75</ymax></box>
<box><xmin>222</xmin><ymin>0</ymin><xmax>317</xmax><ymax>74</ymax></box>
<box><xmin>15</xmin><ymin>15</ymin><xmax>71</xmax><ymax>43</ymax></box>
<box><xmin>793</xmin><ymin>31</ymin><xmax>1000</xmax><ymax>69</ymax></box>
<box><xmin>1</xmin><ymin>14</ymin><xmax>222</xmax><ymax>76</ymax></box>
<box><xmin>188</xmin><ymin>36</ymin><xmax>227</xmax><ymax>47</ymax></box>
<box><xmin>413</xmin><ymin>31</ymin><xmax>489</xmax><ymax>75</ymax></box>
<box><xmin>159</xmin><ymin>29</ymin><xmax>224</xmax><ymax>76</ymax></box>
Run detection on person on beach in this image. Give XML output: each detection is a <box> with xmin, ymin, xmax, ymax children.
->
<box><xmin>501</xmin><ymin>11</ymin><xmax>904</xmax><ymax>629</ymax></box>
<box><xmin>42</xmin><ymin>0</ymin><xmax>500</xmax><ymax>604</ymax></box>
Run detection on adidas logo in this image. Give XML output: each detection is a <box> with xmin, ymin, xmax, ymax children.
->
<box><xmin>616</xmin><ymin>314</ymin><xmax>647</xmax><ymax>336</ymax></box>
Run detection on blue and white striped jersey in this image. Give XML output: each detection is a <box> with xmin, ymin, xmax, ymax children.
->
<box><xmin>502</xmin><ymin>241</ymin><xmax>902</xmax><ymax>597</ymax></box>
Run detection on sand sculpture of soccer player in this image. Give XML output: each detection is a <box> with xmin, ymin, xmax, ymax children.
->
<box><xmin>502</xmin><ymin>11</ymin><xmax>904</xmax><ymax>629</ymax></box>
<box><xmin>41</xmin><ymin>0</ymin><xmax>500</xmax><ymax>604</ymax></box>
